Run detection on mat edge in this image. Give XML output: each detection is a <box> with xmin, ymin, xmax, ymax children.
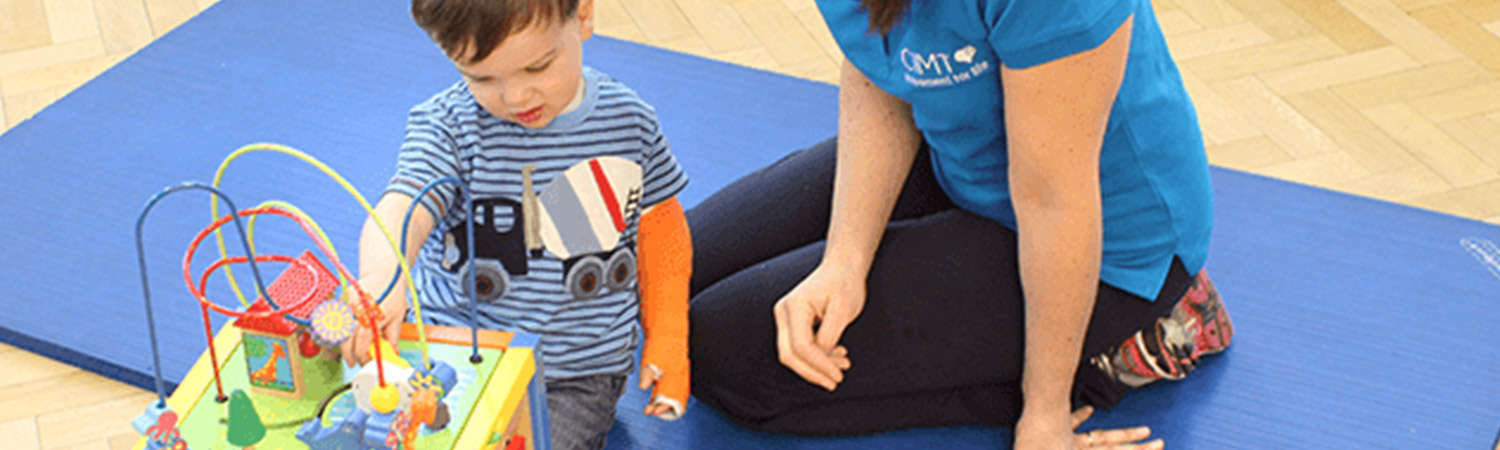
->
<box><xmin>0</xmin><ymin>324</ymin><xmax>177</xmax><ymax>394</ymax></box>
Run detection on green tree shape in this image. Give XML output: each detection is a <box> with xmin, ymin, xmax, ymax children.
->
<box><xmin>225</xmin><ymin>389</ymin><xmax>266</xmax><ymax>447</ymax></box>
<box><xmin>245</xmin><ymin>336</ymin><xmax>266</xmax><ymax>358</ymax></box>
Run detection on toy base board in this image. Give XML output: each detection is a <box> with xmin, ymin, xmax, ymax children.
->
<box><xmin>141</xmin><ymin>325</ymin><xmax>509</xmax><ymax>449</ymax></box>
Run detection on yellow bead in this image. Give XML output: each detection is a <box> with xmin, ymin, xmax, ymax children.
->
<box><xmin>370</xmin><ymin>384</ymin><xmax>401</xmax><ymax>414</ymax></box>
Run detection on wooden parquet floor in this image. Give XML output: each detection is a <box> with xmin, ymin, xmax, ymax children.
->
<box><xmin>1</xmin><ymin>0</ymin><xmax>1498</xmax><ymax>448</ymax></box>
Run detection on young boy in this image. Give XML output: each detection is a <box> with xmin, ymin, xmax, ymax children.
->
<box><xmin>340</xmin><ymin>1</ymin><xmax>692</xmax><ymax>448</ymax></box>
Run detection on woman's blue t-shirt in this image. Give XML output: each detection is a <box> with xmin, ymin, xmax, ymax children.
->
<box><xmin>817</xmin><ymin>0</ymin><xmax>1212</xmax><ymax>299</ymax></box>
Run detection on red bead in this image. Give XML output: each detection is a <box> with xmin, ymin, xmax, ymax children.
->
<box><xmin>297</xmin><ymin>331</ymin><xmax>321</xmax><ymax>358</ymax></box>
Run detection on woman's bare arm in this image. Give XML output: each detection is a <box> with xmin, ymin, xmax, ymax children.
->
<box><xmin>1004</xmin><ymin>16</ymin><xmax>1133</xmax><ymax>447</ymax></box>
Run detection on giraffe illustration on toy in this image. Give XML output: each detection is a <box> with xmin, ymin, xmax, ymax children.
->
<box><xmin>250</xmin><ymin>342</ymin><xmax>286</xmax><ymax>385</ymax></box>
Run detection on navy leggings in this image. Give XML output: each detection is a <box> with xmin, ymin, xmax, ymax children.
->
<box><xmin>686</xmin><ymin>137</ymin><xmax>1191</xmax><ymax>436</ymax></box>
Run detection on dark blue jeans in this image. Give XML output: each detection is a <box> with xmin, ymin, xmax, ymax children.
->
<box><xmin>686</xmin><ymin>137</ymin><xmax>1190</xmax><ymax>436</ymax></box>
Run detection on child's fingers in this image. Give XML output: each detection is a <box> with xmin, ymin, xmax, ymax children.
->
<box><xmin>644</xmin><ymin>397</ymin><xmax>684</xmax><ymax>420</ymax></box>
<box><xmin>339</xmin><ymin>330</ymin><xmax>360</xmax><ymax>367</ymax></box>
<box><xmin>638</xmin><ymin>364</ymin><xmax>662</xmax><ymax>390</ymax></box>
<box><xmin>350</xmin><ymin>333</ymin><xmax>365</xmax><ymax>367</ymax></box>
<box><xmin>343</xmin><ymin>327</ymin><xmax>374</xmax><ymax>367</ymax></box>
<box><xmin>383</xmin><ymin>324</ymin><xmax>402</xmax><ymax>351</ymax></box>
<box><xmin>643</xmin><ymin>403</ymin><xmax>672</xmax><ymax>417</ymax></box>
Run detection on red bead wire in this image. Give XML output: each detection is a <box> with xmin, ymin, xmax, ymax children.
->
<box><xmin>181</xmin><ymin>206</ymin><xmax>388</xmax><ymax>394</ymax></box>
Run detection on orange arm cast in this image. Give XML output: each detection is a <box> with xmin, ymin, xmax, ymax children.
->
<box><xmin>638</xmin><ymin>196</ymin><xmax>691</xmax><ymax>413</ymax></box>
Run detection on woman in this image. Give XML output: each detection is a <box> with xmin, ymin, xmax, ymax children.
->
<box><xmin>687</xmin><ymin>0</ymin><xmax>1232</xmax><ymax>448</ymax></box>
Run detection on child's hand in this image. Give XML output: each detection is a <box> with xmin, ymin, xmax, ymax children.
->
<box><xmin>638</xmin><ymin>363</ymin><xmax>686</xmax><ymax>420</ymax></box>
<box><xmin>339</xmin><ymin>281</ymin><xmax>406</xmax><ymax>367</ymax></box>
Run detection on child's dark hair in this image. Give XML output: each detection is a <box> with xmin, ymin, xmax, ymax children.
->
<box><xmin>860</xmin><ymin>0</ymin><xmax>909</xmax><ymax>35</ymax></box>
<box><xmin>412</xmin><ymin>0</ymin><xmax>581</xmax><ymax>64</ymax></box>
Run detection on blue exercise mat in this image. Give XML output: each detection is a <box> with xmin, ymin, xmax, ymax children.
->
<box><xmin>1</xmin><ymin>0</ymin><xmax>1497</xmax><ymax>448</ymax></box>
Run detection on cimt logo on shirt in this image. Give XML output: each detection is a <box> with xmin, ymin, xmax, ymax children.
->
<box><xmin>900</xmin><ymin>45</ymin><xmax>990</xmax><ymax>88</ymax></box>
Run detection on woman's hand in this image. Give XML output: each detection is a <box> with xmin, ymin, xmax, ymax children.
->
<box><xmin>773</xmin><ymin>262</ymin><xmax>863</xmax><ymax>391</ymax></box>
<box><xmin>1015</xmin><ymin>406</ymin><xmax>1162</xmax><ymax>450</ymax></box>
<box><xmin>339</xmin><ymin>279</ymin><xmax>407</xmax><ymax>367</ymax></box>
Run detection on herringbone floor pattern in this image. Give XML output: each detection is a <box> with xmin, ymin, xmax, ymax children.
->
<box><xmin>1</xmin><ymin>0</ymin><xmax>1498</xmax><ymax>448</ymax></box>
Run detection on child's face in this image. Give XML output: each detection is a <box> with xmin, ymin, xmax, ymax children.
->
<box><xmin>453</xmin><ymin>2</ymin><xmax>595</xmax><ymax>129</ymax></box>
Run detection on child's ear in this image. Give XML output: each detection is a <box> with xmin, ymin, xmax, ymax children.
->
<box><xmin>577</xmin><ymin>0</ymin><xmax>596</xmax><ymax>41</ymax></box>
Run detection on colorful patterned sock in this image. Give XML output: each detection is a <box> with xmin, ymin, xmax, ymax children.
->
<box><xmin>1091</xmin><ymin>270</ymin><xmax>1234</xmax><ymax>388</ymax></box>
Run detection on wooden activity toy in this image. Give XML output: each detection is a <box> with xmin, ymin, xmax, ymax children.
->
<box><xmin>130</xmin><ymin>144</ymin><xmax>549</xmax><ymax>450</ymax></box>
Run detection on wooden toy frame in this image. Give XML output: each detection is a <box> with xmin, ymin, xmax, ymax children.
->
<box><xmin>133</xmin><ymin>323</ymin><xmax>549</xmax><ymax>450</ymax></box>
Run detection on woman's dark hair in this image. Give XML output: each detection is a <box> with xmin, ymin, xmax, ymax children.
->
<box><xmin>861</xmin><ymin>0</ymin><xmax>910</xmax><ymax>35</ymax></box>
<box><xmin>412</xmin><ymin>0</ymin><xmax>580</xmax><ymax>64</ymax></box>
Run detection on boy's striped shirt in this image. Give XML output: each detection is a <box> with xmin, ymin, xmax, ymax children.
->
<box><xmin>385</xmin><ymin>67</ymin><xmax>688</xmax><ymax>379</ymax></box>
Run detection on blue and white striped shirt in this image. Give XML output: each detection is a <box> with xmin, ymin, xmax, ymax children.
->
<box><xmin>385</xmin><ymin>67</ymin><xmax>688</xmax><ymax>379</ymax></box>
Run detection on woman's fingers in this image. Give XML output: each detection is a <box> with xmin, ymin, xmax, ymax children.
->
<box><xmin>1129</xmin><ymin>439</ymin><xmax>1165</xmax><ymax>450</ymax></box>
<box><xmin>813</xmin><ymin>302</ymin><xmax>853</xmax><ymax>352</ymax></box>
<box><xmin>811</xmin><ymin>308</ymin><xmax>854</xmax><ymax>372</ymax></box>
<box><xmin>1076</xmin><ymin>426</ymin><xmax>1159</xmax><ymax>449</ymax></box>
<box><xmin>786</xmin><ymin>299</ymin><xmax>845</xmax><ymax>388</ymax></box>
<box><xmin>831</xmin><ymin>346</ymin><xmax>851</xmax><ymax>370</ymax></box>
<box><xmin>1071</xmin><ymin>406</ymin><xmax>1160</xmax><ymax>449</ymax></box>
<box><xmin>774</xmin><ymin>299</ymin><xmax>837</xmax><ymax>391</ymax></box>
<box><xmin>1071</xmin><ymin>406</ymin><xmax>1094</xmax><ymax>429</ymax></box>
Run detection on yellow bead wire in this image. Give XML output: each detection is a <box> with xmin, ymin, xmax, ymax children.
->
<box><xmin>209</xmin><ymin>143</ymin><xmax>430</xmax><ymax>367</ymax></box>
<box><xmin>245</xmin><ymin>200</ymin><xmax>351</xmax><ymax>302</ymax></box>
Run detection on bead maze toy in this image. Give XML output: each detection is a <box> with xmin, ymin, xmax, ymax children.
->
<box><xmin>130</xmin><ymin>144</ymin><xmax>549</xmax><ymax>450</ymax></box>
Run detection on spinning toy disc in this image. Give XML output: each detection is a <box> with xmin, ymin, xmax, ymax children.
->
<box><xmin>311</xmin><ymin>300</ymin><xmax>357</xmax><ymax>347</ymax></box>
